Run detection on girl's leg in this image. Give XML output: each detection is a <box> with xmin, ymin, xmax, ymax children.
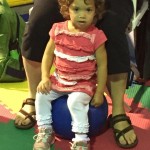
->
<box><xmin>33</xmin><ymin>90</ymin><xmax>65</xmax><ymax>150</ymax></box>
<box><xmin>35</xmin><ymin>90</ymin><xmax>64</xmax><ymax>127</ymax></box>
<box><xmin>67</xmin><ymin>92</ymin><xmax>91</xmax><ymax>142</ymax></box>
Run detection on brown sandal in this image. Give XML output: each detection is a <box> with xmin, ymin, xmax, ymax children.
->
<box><xmin>109</xmin><ymin>114</ymin><xmax>138</xmax><ymax>149</ymax></box>
<box><xmin>14</xmin><ymin>98</ymin><xmax>36</xmax><ymax>129</ymax></box>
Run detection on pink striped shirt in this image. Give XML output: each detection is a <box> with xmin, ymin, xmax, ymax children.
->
<box><xmin>49</xmin><ymin>21</ymin><xmax>107</xmax><ymax>96</ymax></box>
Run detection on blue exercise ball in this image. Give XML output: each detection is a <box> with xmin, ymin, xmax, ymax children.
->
<box><xmin>52</xmin><ymin>95</ymin><xmax>108</xmax><ymax>140</ymax></box>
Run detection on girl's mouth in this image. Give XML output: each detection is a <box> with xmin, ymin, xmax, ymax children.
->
<box><xmin>78</xmin><ymin>21</ymin><xmax>86</xmax><ymax>23</ymax></box>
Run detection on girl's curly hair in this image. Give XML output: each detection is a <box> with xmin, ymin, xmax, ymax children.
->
<box><xmin>58</xmin><ymin>0</ymin><xmax>105</xmax><ymax>20</ymax></box>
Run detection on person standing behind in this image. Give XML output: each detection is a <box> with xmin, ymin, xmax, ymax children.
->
<box><xmin>14</xmin><ymin>0</ymin><xmax>64</xmax><ymax>129</ymax></box>
<box><xmin>33</xmin><ymin>0</ymin><xmax>107</xmax><ymax>149</ymax></box>
<box><xmin>15</xmin><ymin>0</ymin><xmax>138</xmax><ymax>149</ymax></box>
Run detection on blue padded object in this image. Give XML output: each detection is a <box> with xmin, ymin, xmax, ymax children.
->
<box><xmin>52</xmin><ymin>95</ymin><xmax>108</xmax><ymax>140</ymax></box>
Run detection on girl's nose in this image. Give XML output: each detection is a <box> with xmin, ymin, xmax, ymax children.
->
<box><xmin>79</xmin><ymin>13</ymin><xmax>86</xmax><ymax>18</ymax></box>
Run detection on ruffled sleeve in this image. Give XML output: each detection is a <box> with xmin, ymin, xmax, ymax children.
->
<box><xmin>49</xmin><ymin>23</ymin><xmax>57</xmax><ymax>40</ymax></box>
<box><xmin>94</xmin><ymin>29</ymin><xmax>107</xmax><ymax>51</ymax></box>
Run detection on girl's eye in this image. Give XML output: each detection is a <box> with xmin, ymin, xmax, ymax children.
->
<box><xmin>87</xmin><ymin>8</ymin><xmax>92</xmax><ymax>12</ymax></box>
<box><xmin>74</xmin><ymin>7</ymin><xmax>79</xmax><ymax>11</ymax></box>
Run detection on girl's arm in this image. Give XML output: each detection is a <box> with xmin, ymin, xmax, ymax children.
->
<box><xmin>37</xmin><ymin>38</ymin><xmax>55</xmax><ymax>93</ymax></box>
<box><xmin>91</xmin><ymin>43</ymin><xmax>107</xmax><ymax>107</ymax></box>
<box><xmin>41</xmin><ymin>38</ymin><xmax>55</xmax><ymax>80</ymax></box>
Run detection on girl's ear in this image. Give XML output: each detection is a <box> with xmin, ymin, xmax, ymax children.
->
<box><xmin>64</xmin><ymin>11</ymin><xmax>70</xmax><ymax>19</ymax></box>
<box><xmin>93</xmin><ymin>16</ymin><xmax>98</xmax><ymax>25</ymax></box>
<box><xmin>60</xmin><ymin>5</ymin><xmax>70</xmax><ymax>19</ymax></box>
<box><xmin>93</xmin><ymin>11</ymin><xmax>99</xmax><ymax>25</ymax></box>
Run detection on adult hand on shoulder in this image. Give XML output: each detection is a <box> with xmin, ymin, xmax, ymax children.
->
<box><xmin>37</xmin><ymin>77</ymin><xmax>51</xmax><ymax>94</ymax></box>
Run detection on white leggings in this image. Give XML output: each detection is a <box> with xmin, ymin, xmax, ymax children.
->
<box><xmin>35</xmin><ymin>90</ymin><xmax>91</xmax><ymax>133</ymax></box>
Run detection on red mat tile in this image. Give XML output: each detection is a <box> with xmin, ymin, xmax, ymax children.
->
<box><xmin>0</xmin><ymin>104</ymin><xmax>15</xmax><ymax>123</ymax></box>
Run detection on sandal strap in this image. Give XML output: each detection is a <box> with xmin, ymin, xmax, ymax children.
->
<box><xmin>110</xmin><ymin>114</ymin><xmax>131</xmax><ymax>127</ymax></box>
<box><xmin>115</xmin><ymin>125</ymin><xmax>133</xmax><ymax>143</ymax></box>
<box><xmin>109</xmin><ymin>114</ymin><xmax>138</xmax><ymax>148</ymax></box>
<box><xmin>22</xmin><ymin>98</ymin><xmax>35</xmax><ymax>107</ymax></box>
<box><xmin>19</xmin><ymin>109</ymin><xmax>36</xmax><ymax>123</ymax></box>
<box><xmin>18</xmin><ymin>98</ymin><xmax>36</xmax><ymax>123</ymax></box>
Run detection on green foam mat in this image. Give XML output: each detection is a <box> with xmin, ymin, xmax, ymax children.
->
<box><xmin>126</xmin><ymin>84</ymin><xmax>150</xmax><ymax>109</ymax></box>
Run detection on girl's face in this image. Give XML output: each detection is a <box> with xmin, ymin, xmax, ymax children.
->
<box><xmin>68</xmin><ymin>0</ymin><xmax>96</xmax><ymax>31</ymax></box>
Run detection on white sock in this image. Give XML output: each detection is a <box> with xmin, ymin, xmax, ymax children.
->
<box><xmin>39</xmin><ymin>125</ymin><xmax>52</xmax><ymax>130</ymax></box>
<box><xmin>73</xmin><ymin>134</ymin><xmax>90</xmax><ymax>142</ymax></box>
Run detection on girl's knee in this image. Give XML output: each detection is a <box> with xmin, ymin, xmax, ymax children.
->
<box><xmin>67</xmin><ymin>98</ymin><xmax>77</xmax><ymax>110</ymax></box>
<box><xmin>35</xmin><ymin>92</ymin><xmax>47</xmax><ymax>104</ymax></box>
<box><xmin>67</xmin><ymin>92</ymin><xmax>91</xmax><ymax>110</ymax></box>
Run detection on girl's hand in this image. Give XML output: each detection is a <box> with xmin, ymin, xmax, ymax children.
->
<box><xmin>37</xmin><ymin>77</ymin><xmax>51</xmax><ymax>94</ymax></box>
<box><xmin>91</xmin><ymin>92</ymin><xmax>104</xmax><ymax>107</ymax></box>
